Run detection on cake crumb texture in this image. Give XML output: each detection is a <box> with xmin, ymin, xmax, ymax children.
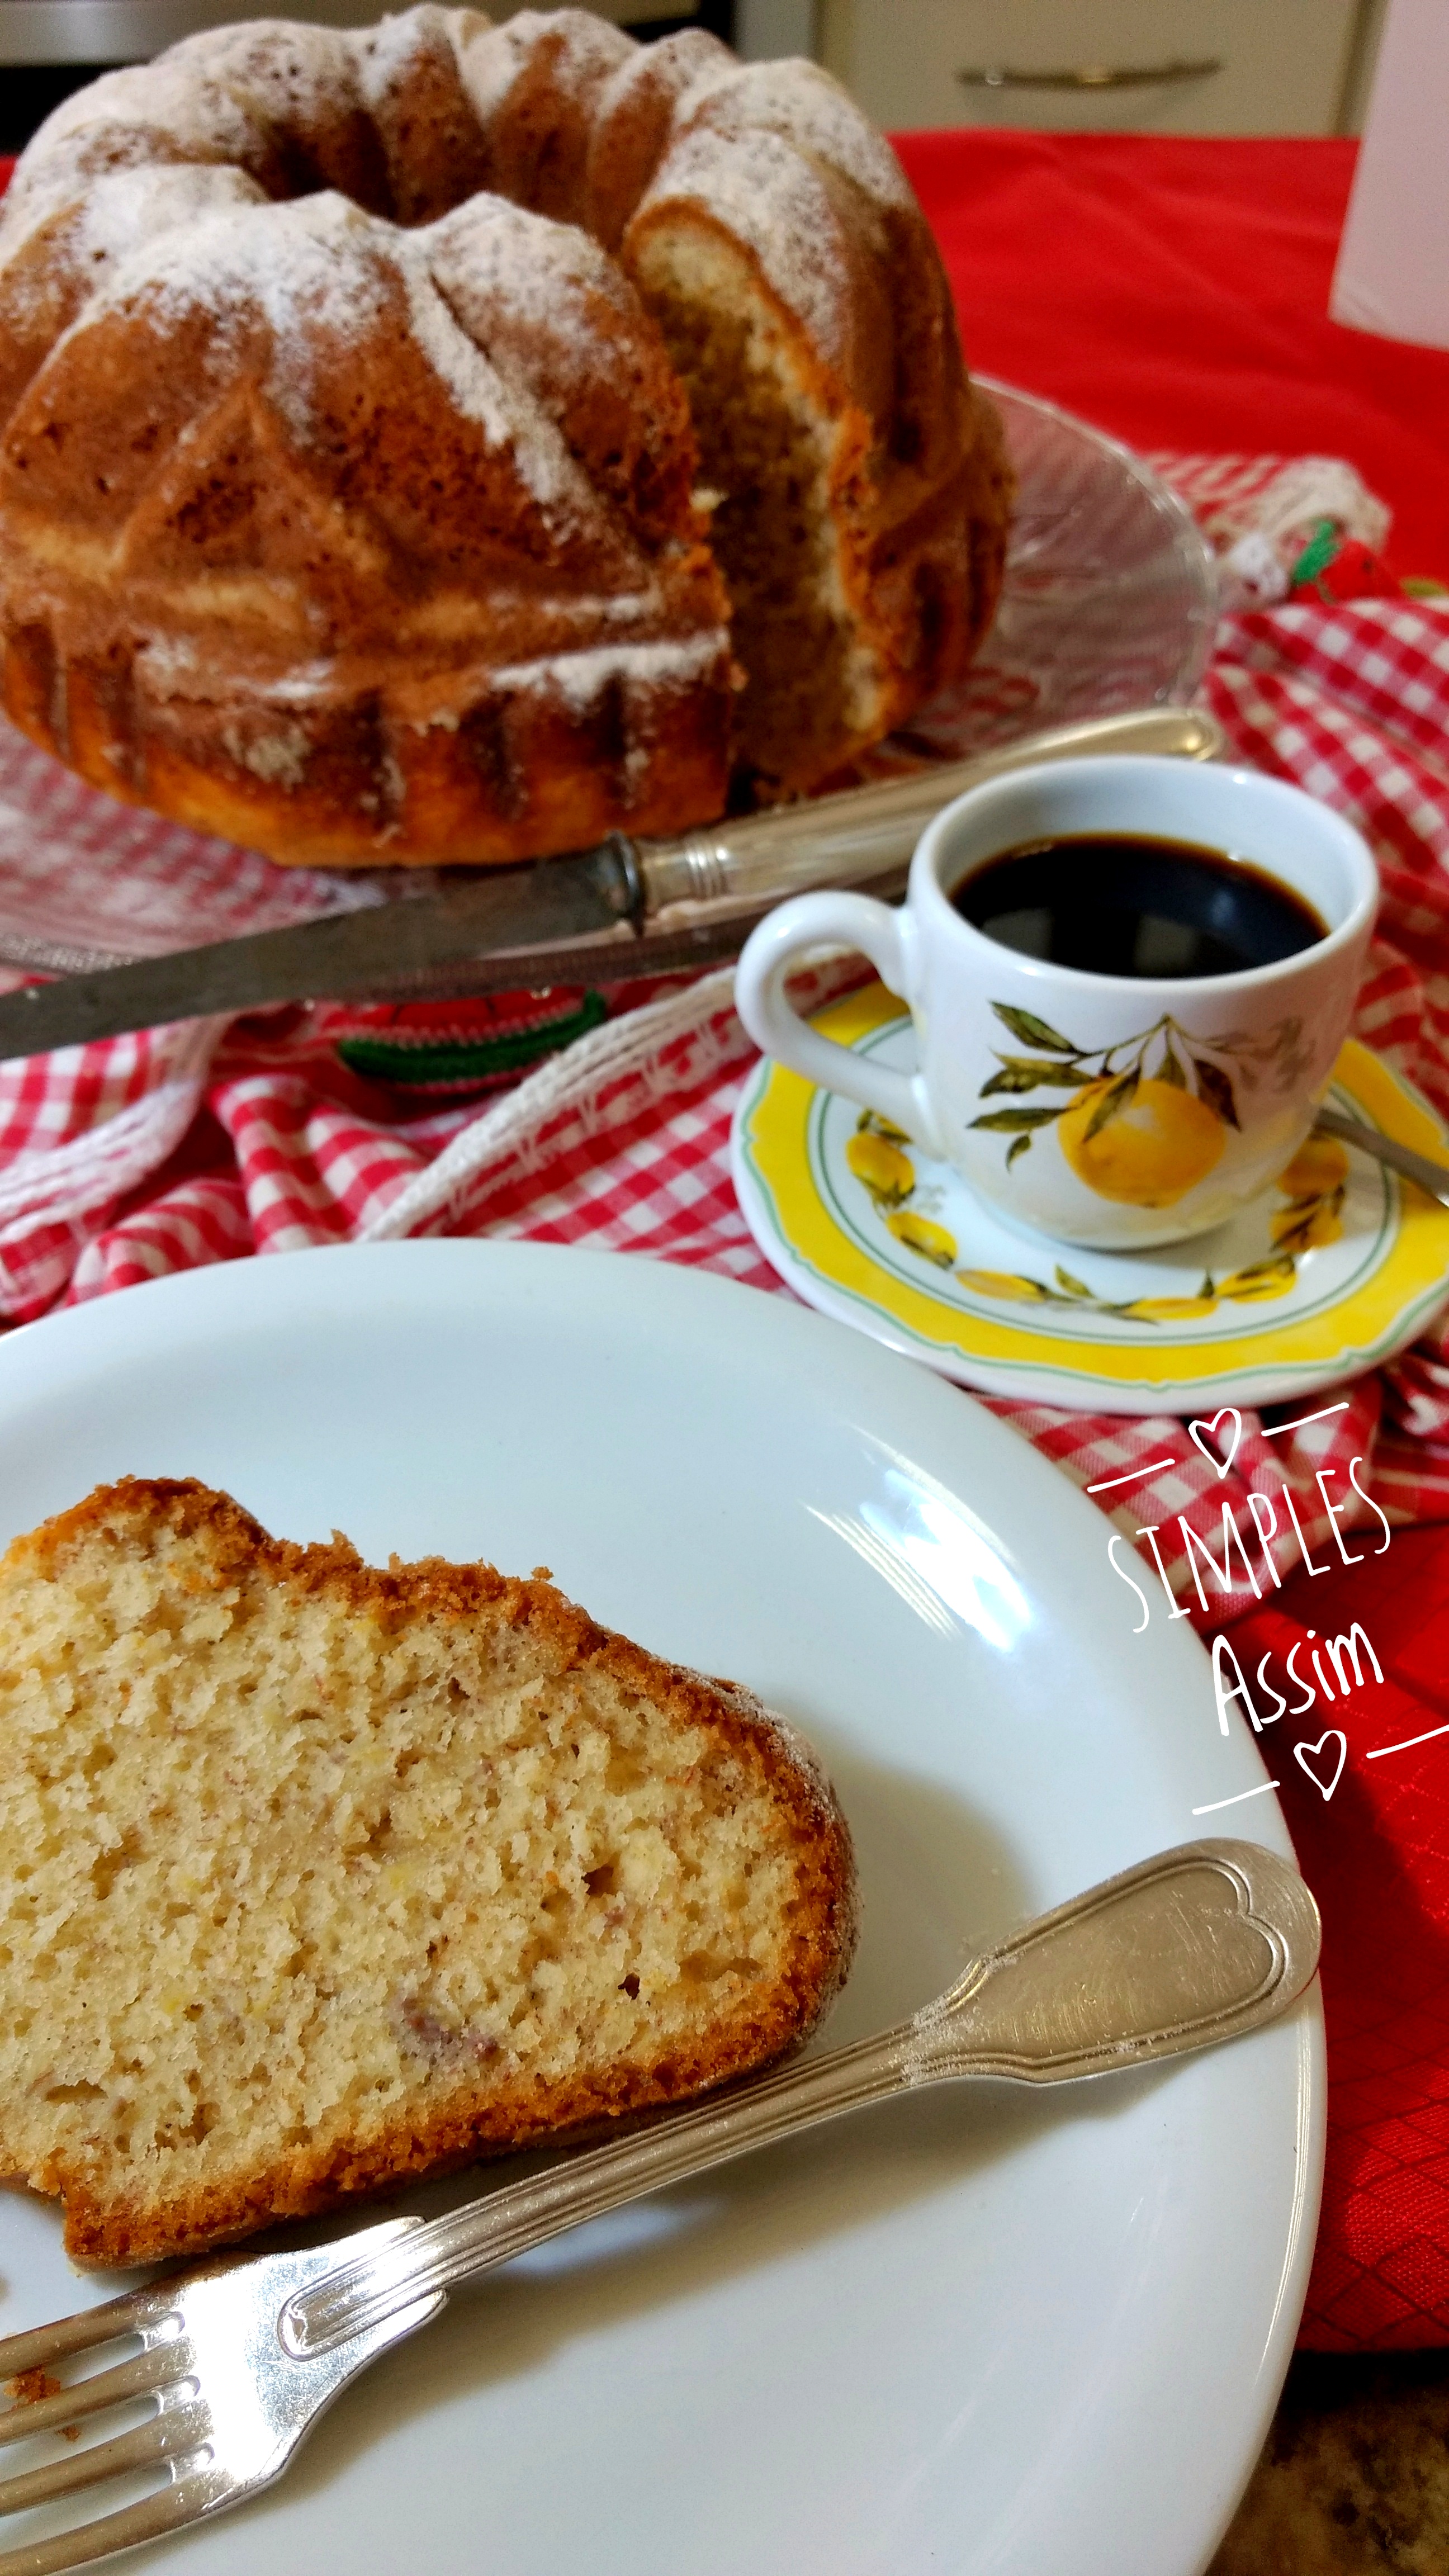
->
<box><xmin>0</xmin><ymin>1478</ymin><xmax>856</xmax><ymax>2266</ymax></box>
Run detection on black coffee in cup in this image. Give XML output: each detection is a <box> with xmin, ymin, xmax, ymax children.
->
<box><xmin>951</xmin><ymin>833</ymin><xmax>1327</xmax><ymax>979</ymax></box>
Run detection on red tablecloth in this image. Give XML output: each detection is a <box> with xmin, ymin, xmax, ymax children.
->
<box><xmin>897</xmin><ymin>131</ymin><xmax>1449</xmax><ymax>583</ymax></box>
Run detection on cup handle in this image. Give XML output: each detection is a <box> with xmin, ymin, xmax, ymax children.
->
<box><xmin>735</xmin><ymin>891</ymin><xmax>943</xmax><ymax>1153</ymax></box>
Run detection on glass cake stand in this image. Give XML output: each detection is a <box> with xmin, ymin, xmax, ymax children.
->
<box><xmin>0</xmin><ymin>382</ymin><xmax>1219</xmax><ymax>979</ymax></box>
<box><xmin>898</xmin><ymin>378</ymin><xmax>1218</xmax><ymax>761</ymax></box>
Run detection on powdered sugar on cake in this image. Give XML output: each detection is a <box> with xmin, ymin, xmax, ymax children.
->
<box><xmin>23</xmin><ymin>58</ymin><xmax>261</xmax><ymax>170</ymax></box>
<box><xmin>645</xmin><ymin>124</ymin><xmax>854</xmax><ymax>364</ymax></box>
<box><xmin>397</xmin><ymin>241</ymin><xmax>589</xmax><ymax>513</ymax></box>
<box><xmin>0</xmin><ymin>163</ymin><xmax>267</xmax><ymax>330</ymax></box>
<box><xmin>357</xmin><ymin>3</ymin><xmax>461</xmax><ymax>108</ymax></box>
<box><xmin>490</xmin><ymin>630</ymin><xmax>726</xmax><ymax>711</ymax></box>
<box><xmin>685</xmin><ymin>60</ymin><xmax>913</xmax><ymax>211</ymax></box>
<box><xmin>456</xmin><ymin>8</ymin><xmax>629</xmax><ymax>127</ymax></box>
<box><xmin>0</xmin><ymin>4</ymin><xmax>1001</xmax><ymax>866</ymax></box>
<box><xmin>98</xmin><ymin>195</ymin><xmax>391</xmax><ymax>441</ymax></box>
<box><xmin>429</xmin><ymin>195</ymin><xmax>645</xmax><ymax>366</ymax></box>
<box><xmin>88</xmin><ymin>191</ymin><xmax>596</xmax><ymax>517</ymax></box>
<box><xmin>174</xmin><ymin>18</ymin><xmax>358</xmax><ymax>122</ymax></box>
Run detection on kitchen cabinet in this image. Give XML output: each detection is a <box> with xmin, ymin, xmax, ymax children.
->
<box><xmin>818</xmin><ymin>1</ymin><xmax>1383</xmax><ymax>136</ymax></box>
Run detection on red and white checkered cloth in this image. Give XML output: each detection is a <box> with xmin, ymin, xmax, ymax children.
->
<box><xmin>3</xmin><ymin>454</ymin><xmax>1449</xmax><ymax>1602</ymax></box>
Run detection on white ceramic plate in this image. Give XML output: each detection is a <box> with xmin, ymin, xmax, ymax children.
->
<box><xmin>0</xmin><ymin>1245</ymin><xmax>1322</xmax><ymax>2576</ymax></box>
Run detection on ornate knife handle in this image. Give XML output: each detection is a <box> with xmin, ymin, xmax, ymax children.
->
<box><xmin>637</xmin><ymin>707</ymin><xmax>1224</xmax><ymax>916</ymax></box>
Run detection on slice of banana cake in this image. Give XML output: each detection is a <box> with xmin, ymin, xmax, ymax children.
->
<box><xmin>0</xmin><ymin>1478</ymin><xmax>856</xmax><ymax>2266</ymax></box>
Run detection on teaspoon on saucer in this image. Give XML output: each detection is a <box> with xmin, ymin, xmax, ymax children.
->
<box><xmin>1315</xmin><ymin>1107</ymin><xmax>1449</xmax><ymax>1207</ymax></box>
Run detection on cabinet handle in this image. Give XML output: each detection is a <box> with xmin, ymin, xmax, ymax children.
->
<box><xmin>957</xmin><ymin>58</ymin><xmax>1222</xmax><ymax>92</ymax></box>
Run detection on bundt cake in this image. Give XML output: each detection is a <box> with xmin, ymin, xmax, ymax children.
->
<box><xmin>0</xmin><ymin>10</ymin><xmax>1010</xmax><ymax>869</ymax></box>
<box><xmin>0</xmin><ymin>1477</ymin><xmax>858</xmax><ymax>2264</ymax></box>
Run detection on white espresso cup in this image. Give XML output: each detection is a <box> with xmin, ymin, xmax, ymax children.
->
<box><xmin>735</xmin><ymin>756</ymin><xmax>1379</xmax><ymax>1252</ymax></box>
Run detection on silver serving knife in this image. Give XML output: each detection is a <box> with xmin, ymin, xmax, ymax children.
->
<box><xmin>0</xmin><ymin>707</ymin><xmax>1221</xmax><ymax>1060</ymax></box>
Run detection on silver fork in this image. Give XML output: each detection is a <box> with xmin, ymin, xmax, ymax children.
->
<box><xmin>0</xmin><ymin>1835</ymin><xmax>1319</xmax><ymax>2575</ymax></box>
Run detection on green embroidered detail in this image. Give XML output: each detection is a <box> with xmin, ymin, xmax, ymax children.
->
<box><xmin>1288</xmin><ymin>515</ymin><xmax>1342</xmax><ymax>592</ymax></box>
<box><xmin>336</xmin><ymin>992</ymin><xmax>608</xmax><ymax>1085</ymax></box>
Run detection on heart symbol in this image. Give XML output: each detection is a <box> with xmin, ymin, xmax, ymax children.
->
<box><xmin>1294</xmin><ymin>1731</ymin><xmax>1347</xmax><ymax>1802</ymax></box>
<box><xmin>1188</xmin><ymin>1408</ymin><xmax>1243</xmax><ymax>1479</ymax></box>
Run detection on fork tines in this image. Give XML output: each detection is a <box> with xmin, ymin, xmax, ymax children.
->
<box><xmin>0</xmin><ymin>2283</ymin><xmax>211</xmax><ymax>2576</ymax></box>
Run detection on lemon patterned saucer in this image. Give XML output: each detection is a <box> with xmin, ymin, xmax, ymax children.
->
<box><xmin>731</xmin><ymin>982</ymin><xmax>1449</xmax><ymax>1413</ymax></box>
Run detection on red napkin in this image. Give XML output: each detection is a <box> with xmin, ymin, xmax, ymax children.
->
<box><xmin>895</xmin><ymin>130</ymin><xmax>1449</xmax><ymax>581</ymax></box>
<box><xmin>1221</xmin><ymin>1533</ymin><xmax>1449</xmax><ymax>2347</ymax></box>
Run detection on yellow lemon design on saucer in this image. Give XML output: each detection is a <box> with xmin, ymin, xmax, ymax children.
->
<box><xmin>845</xmin><ymin>1128</ymin><xmax>914</xmax><ymax>1204</ymax></box>
<box><xmin>1119</xmin><ymin>1290</ymin><xmax>1222</xmax><ymax>1322</ymax></box>
<box><xmin>1057</xmin><ymin>1074</ymin><xmax>1224</xmax><ymax>1209</ymax></box>
<box><xmin>957</xmin><ymin>1269</ymin><xmax>1055</xmax><ymax>1303</ymax></box>
<box><xmin>840</xmin><ymin>1040</ymin><xmax>1365</xmax><ymax>1337</ymax></box>
<box><xmin>1268</xmin><ymin>1134</ymin><xmax>1349</xmax><ymax>1253</ymax></box>
<box><xmin>1277</xmin><ymin>1136</ymin><xmax>1349</xmax><ymax>1201</ymax></box>
<box><xmin>1214</xmin><ymin>1255</ymin><xmax>1296</xmax><ymax>1304</ymax></box>
<box><xmin>732</xmin><ymin>984</ymin><xmax>1449</xmax><ymax>1412</ymax></box>
<box><xmin>885</xmin><ymin>1211</ymin><xmax>957</xmax><ymax>1267</ymax></box>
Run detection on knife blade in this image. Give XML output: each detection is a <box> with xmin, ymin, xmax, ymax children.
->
<box><xmin>0</xmin><ymin>841</ymin><xmax>645</xmax><ymax>1060</ymax></box>
<box><xmin>0</xmin><ymin>705</ymin><xmax>1223</xmax><ymax>1060</ymax></box>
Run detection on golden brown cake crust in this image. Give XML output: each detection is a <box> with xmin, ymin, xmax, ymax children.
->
<box><xmin>0</xmin><ymin>9</ymin><xmax>1008</xmax><ymax>868</ymax></box>
<box><xmin>0</xmin><ymin>1477</ymin><xmax>858</xmax><ymax>2267</ymax></box>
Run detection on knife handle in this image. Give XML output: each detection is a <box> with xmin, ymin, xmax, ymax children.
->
<box><xmin>636</xmin><ymin>706</ymin><xmax>1223</xmax><ymax>916</ymax></box>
